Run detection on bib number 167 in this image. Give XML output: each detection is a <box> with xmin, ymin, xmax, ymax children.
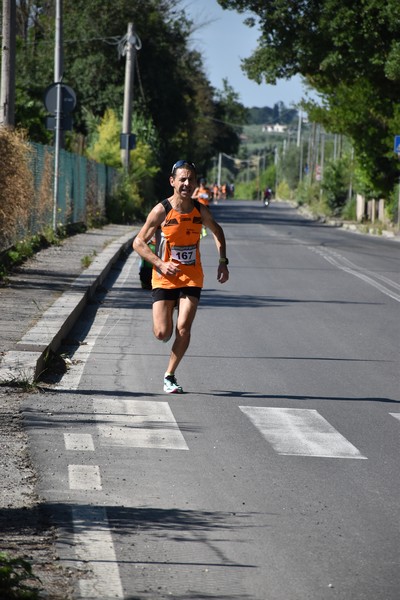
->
<box><xmin>171</xmin><ymin>245</ymin><xmax>196</xmax><ymax>265</ymax></box>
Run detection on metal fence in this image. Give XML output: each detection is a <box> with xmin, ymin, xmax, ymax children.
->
<box><xmin>0</xmin><ymin>142</ymin><xmax>119</xmax><ymax>253</ymax></box>
<box><xmin>29</xmin><ymin>141</ymin><xmax>119</xmax><ymax>229</ymax></box>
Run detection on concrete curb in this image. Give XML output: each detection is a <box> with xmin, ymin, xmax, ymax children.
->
<box><xmin>0</xmin><ymin>229</ymin><xmax>137</xmax><ymax>383</ymax></box>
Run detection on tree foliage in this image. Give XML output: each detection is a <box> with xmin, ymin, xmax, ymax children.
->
<box><xmin>218</xmin><ymin>0</ymin><xmax>400</xmax><ymax>195</ymax></box>
<box><xmin>247</xmin><ymin>103</ymin><xmax>297</xmax><ymax>125</ymax></box>
<box><xmin>8</xmin><ymin>0</ymin><xmax>246</xmax><ymax>189</ymax></box>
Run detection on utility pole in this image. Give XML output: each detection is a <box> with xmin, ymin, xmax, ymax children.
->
<box><xmin>0</xmin><ymin>0</ymin><xmax>16</xmax><ymax>127</ymax></box>
<box><xmin>256</xmin><ymin>153</ymin><xmax>261</xmax><ymax>201</ymax></box>
<box><xmin>53</xmin><ymin>0</ymin><xmax>63</xmax><ymax>230</ymax></box>
<box><xmin>217</xmin><ymin>152</ymin><xmax>222</xmax><ymax>187</ymax></box>
<box><xmin>296</xmin><ymin>109</ymin><xmax>302</xmax><ymax>147</ymax></box>
<box><xmin>121</xmin><ymin>23</ymin><xmax>138</xmax><ymax>171</ymax></box>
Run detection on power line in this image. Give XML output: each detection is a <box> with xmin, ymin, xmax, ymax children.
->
<box><xmin>20</xmin><ymin>35</ymin><xmax>123</xmax><ymax>46</ymax></box>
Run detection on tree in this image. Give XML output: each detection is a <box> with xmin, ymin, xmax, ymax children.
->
<box><xmin>217</xmin><ymin>0</ymin><xmax>400</xmax><ymax>195</ymax></box>
<box><xmin>9</xmin><ymin>0</ymin><xmax>244</xmax><ymax>191</ymax></box>
<box><xmin>211</xmin><ymin>79</ymin><xmax>247</xmax><ymax>160</ymax></box>
<box><xmin>0</xmin><ymin>0</ymin><xmax>16</xmax><ymax>127</ymax></box>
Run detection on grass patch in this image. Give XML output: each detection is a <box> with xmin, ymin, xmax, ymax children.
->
<box><xmin>81</xmin><ymin>250</ymin><xmax>97</xmax><ymax>268</ymax></box>
<box><xmin>0</xmin><ymin>551</ymin><xmax>40</xmax><ymax>599</ymax></box>
<box><xmin>0</xmin><ymin>227</ymin><xmax>66</xmax><ymax>282</ymax></box>
<box><xmin>0</xmin><ymin>371</ymin><xmax>39</xmax><ymax>392</ymax></box>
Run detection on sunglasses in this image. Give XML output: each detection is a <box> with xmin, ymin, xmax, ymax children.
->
<box><xmin>171</xmin><ymin>160</ymin><xmax>196</xmax><ymax>174</ymax></box>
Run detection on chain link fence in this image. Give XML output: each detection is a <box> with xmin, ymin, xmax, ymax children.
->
<box><xmin>1</xmin><ymin>140</ymin><xmax>119</xmax><ymax>253</ymax></box>
<box><xmin>29</xmin><ymin>142</ymin><xmax>119</xmax><ymax>230</ymax></box>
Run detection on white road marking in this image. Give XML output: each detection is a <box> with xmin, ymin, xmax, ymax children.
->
<box><xmin>240</xmin><ymin>407</ymin><xmax>367</xmax><ymax>459</ymax></box>
<box><xmin>309</xmin><ymin>246</ymin><xmax>400</xmax><ymax>303</ymax></box>
<box><xmin>94</xmin><ymin>399</ymin><xmax>189</xmax><ymax>450</ymax></box>
<box><xmin>60</xmin><ymin>257</ymin><xmax>139</xmax><ymax>598</ymax></box>
<box><xmin>54</xmin><ymin>313</ymin><xmax>109</xmax><ymax>390</ymax></box>
<box><xmin>72</xmin><ymin>506</ymin><xmax>124</xmax><ymax>598</ymax></box>
<box><xmin>68</xmin><ymin>464</ymin><xmax>102</xmax><ymax>490</ymax></box>
<box><xmin>64</xmin><ymin>433</ymin><xmax>94</xmax><ymax>451</ymax></box>
<box><xmin>55</xmin><ymin>254</ymin><xmax>140</xmax><ymax>391</ymax></box>
<box><xmin>390</xmin><ymin>413</ymin><xmax>400</xmax><ymax>422</ymax></box>
<box><xmin>107</xmin><ymin>251</ymin><xmax>139</xmax><ymax>290</ymax></box>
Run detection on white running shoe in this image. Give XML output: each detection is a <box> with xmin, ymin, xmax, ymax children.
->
<box><xmin>163</xmin><ymin>374</ymin><xmax>183</xmax><ymax>394</ymax></box>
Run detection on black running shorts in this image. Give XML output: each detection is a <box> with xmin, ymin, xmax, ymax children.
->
<box><xmin>152</xmin><ymin>287</ymin><xmax>202</xmax><ymax>303</ymax></box>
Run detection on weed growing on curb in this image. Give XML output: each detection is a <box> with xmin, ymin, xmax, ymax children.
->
<box><xmin>0</xmin><ymin>374</ymin><xmax>38</xmax><ymax>392</ymax></box>
<box><xmin>81</xmin><ymin>250</ymin><xmax>97</xmax><ymax>268</ymax></box>
<box><xmin>0</xmin><ymin>551</ymin><xmax>40</xmax><ymax>599</ymax></box>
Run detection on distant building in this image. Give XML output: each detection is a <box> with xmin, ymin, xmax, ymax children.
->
<box><xmin>262</xmin><ymin>124</ymin><xmax>287</xmax><ymax>133</ymax></box>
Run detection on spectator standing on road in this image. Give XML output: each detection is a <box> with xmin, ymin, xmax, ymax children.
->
<box><xmin>132</xmin><ymin>160</ymin><xmax>229</xmax><ymax>394</ymax></box>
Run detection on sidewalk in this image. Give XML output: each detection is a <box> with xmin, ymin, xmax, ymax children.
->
<box><xmin>0</xmin><ymin>223</ymin><xmax>138</xmax><ymax>598</ymax></box>
<box><xmin>0</xmin><ymin>224</ymin><xmax>137</xmax><ymax>382</ymax></box>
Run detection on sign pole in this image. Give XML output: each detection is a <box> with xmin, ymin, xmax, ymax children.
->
<box><xmin>397</xmin><ymin>170</ymin><xmax>400</xmax><ymax>232</ymax></box>
<box><xmin>53</xmin><ymin>0</ymin><xmax>63</xmax><ymax>231</ymax></box>
<box><xmin>394</xmin><ymin>137</ymin><xmax>400</xmax><ymax>231</ymax></box>
<box><xmin>121</xmin><ymin>23</ymin><xmax>136</xmax><ymax>171</ymax></box>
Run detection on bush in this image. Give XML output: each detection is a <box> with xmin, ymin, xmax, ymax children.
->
<box><xmin>0</xmin><ymin>551</ymin><xmax>40</xmax><ymax>599</ymax></box>
<box><xmin>341</xmin><ymin>197</ymin><xmax>357</xmax><ymax>220</ymax></box>
<box><xmin>0</xmin><ymin>129</ymin><xmax>34</xmax><ymax>252</ymax></box>
<box><xmin>322</xmin><ymin>157</ymin><xmax>351</xmax><ymax>215</ymax></box>
<box><xmin>107</xmin><ymin>173</ymin><xmax>146</xmax><ymax>223</ymax></box>
<box><xmin>385</xmin><ymin>184</ymin><xmax>399</xmax><ymax>222</ymax></box>
<box><xmin>276</xmin><ymin>180</ymin><xmax>292</xmax><ymax>200</ymax></box>
<box><xmin>232</xmin><ymin>181</ymin><xmax>254</xmax><ymax>200</ymax></box>
<box><xmin>295</xmin><ymin>179</ymin><xmax>320</xmax><ymax>206</ymax></box>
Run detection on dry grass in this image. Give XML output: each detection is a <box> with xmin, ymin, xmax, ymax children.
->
<box><xmin>0</xmin><ymin>130</ymin><xmax>111</xmax><ymax>257</ymax></box>
<box><xmin>35</xmin><ymin>148</ymin><xmax>54</xmax><ymax>229</ymax></box>
<box><xmin>0</xmin><ymin>129</ymin><xmax>34</xmax><ymax>252</ymax></box>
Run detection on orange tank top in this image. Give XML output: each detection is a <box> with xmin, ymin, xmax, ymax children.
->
<box><xmin>197</xmin><ymin>185</ymin><xmax>210</xmax><ymax>206</ymax></box>
<box><xmin>152</xmin><ymin>199</ymin><xmax>204</xmax><ymax>289</ymax></box>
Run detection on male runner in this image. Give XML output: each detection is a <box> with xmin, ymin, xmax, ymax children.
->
<box><xmin>132</xmin><ymin>160</ymin><xmax>229</xmax><ymax>393</ymax></box>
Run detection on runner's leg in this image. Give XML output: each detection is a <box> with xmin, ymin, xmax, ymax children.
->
<box><xmin>166</xmin><ymin>294</ymin><xmax>199</xmax><ymax>374</ymax></box>
<box><xmin>152</xmin><ymin>299</ymin><xmax>176</xmax><ymax>341</ymax></box>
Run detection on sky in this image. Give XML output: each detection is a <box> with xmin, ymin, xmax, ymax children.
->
<box><xmin>182</xmin><ymin>0</ymin><xmax>311</xmax><ymax>109</ymax></box>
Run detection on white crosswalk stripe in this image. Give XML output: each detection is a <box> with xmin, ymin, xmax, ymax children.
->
<box><xmin>64</xmin><ymin>433</ymin><xmax>94</xmax><ymax>451</ymax></box>
<box><xmin>68</xmin><ymin>464</ymin><xmax>102</xmax><ymax>490</ymax></box>
<box><xmin>239</xmin><ymin>406</ymin><xmax>367</xmax><ymax>459</ymax></box>
<box><xmin>93</xmin><ymin>398</ymin><xmax>189</xmax><ymax>450</ymax></box>
<box><xmin>72</xmin><ymin>506</ymin><xmax>124</xmax><ymax>598</ymax></box>
<box><xmin>54</xmin><ymin>313</ymin><xmax>109</xmax><ymax>391</ymax></box>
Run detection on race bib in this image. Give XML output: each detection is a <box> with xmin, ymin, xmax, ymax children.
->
<box><xmin>171</xmin><ymin>244</ymin><xmax>197</xmax><ymax>265</ymax></box>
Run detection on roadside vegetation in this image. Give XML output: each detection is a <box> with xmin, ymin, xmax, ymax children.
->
<box><xmin>232</xmin><ymin>121</ymin><xmax>400</xmax><ymax>228</ymax></box>
<box><xmin>0</xmin><ymin>2</ymin><xmax>399</xmax><ymax>596</ymax></box>
<box><xmin>0</xmin><ymin>551</ymin><xmax>40</xmax><ymax>599</ymax></box>
<box><xmin>217</xmin><ymin>0</ymin><xmax>400</xmax><ymax>227</ymax></box>
<box><xmin>1</xmin><ymin>0</ymin><xmax>399</xmax><ymax>266</ymax></box>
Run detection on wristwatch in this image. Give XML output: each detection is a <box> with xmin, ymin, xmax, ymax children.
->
<box><xmin>219</xmin><ymin>257</ymin><xmax>229</xmax><ymax>265</ymax></box>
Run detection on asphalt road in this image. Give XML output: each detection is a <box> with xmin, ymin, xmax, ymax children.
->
<box><xmin>24</xmin><ymin>200</ymin><xmax>400</xmax><ymax>600</ymax></box>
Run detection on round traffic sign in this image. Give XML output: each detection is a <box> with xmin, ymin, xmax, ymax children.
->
<box><xmin>44</xmin><ymin>83</ymin><xmax>77</xmax><ymax>114</ymax></box>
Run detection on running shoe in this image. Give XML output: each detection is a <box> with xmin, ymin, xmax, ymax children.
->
<box><xmin>163</xmin><ymin>374</ymin><xmax>183</xmax><ymax>394</ymax></box>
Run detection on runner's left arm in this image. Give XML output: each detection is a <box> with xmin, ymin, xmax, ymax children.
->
<box><xmin>200</xmin><ymin>205</ymin><xmax>229</xmax><ymax>284</ymax></box>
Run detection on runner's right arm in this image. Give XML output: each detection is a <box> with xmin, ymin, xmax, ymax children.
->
<box><xmin>133</xmin><ymin>204</ymin><xmax>180</xmax><ymax>277</ymax></box>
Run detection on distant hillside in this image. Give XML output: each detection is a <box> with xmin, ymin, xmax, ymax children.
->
<box><xmin>247</xmin><ymin>102</ymin><xmax>298</xmax><ymax>126</ymax></box>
